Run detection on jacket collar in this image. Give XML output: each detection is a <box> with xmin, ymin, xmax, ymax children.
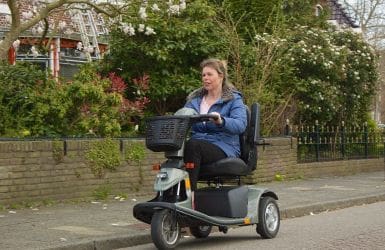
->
<box><xmin>187</xmin><ymin>84</ymin><xmax>235</xmax><ymax>103</ymax></box>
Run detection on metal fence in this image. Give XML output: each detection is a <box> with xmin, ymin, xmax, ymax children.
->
<box><xmin>290</xmin><ymin>122</ymin><xmax>385</xmax><ymax>163</ymax></box>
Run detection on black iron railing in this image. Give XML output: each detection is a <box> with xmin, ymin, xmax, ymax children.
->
<box><xmin>289</xmin><ymin>122</ymin><xmax>385</xmax><ymax>163</ymax></box>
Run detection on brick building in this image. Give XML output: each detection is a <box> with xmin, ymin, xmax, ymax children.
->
<box><xmin>0</xmin><ymin>0</ymin><xmax>109</xmax><ymax>79</ymax></box>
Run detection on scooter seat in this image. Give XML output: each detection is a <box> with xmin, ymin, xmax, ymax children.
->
<box><xmin>199</xmin><ymin>157</ymin><xmax>251</xmax><ymax>178</ymax></box>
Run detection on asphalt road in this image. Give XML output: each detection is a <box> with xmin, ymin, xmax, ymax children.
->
<box><xmin>121</xmin><ymin>201</ymin><xmax>385</xmax><ymax>250</ymax></box>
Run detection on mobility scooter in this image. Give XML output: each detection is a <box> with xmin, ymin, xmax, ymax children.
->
<box><xmin>133</xmin><ymin>103</ymin><xmax>280</xmax><ymax>249</ymax></box>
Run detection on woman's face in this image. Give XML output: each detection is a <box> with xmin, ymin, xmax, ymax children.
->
<box><xmin>202</xmin><ymin>66</ymin><xmax>223</xmax><ymax>92</ymax></box>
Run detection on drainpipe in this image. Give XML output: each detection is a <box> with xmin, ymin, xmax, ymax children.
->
<box><xmin>54</xmin><ymin>37</ymin><xmax>60</xmax><ymax>79</ymax></box>
<box><xmin>8</xmin><ymin>47</ymin><xmax>16</xmax><ymax>65</ymax></box>
<box><xmin>49</xmin><ymin>38</ymin><xmax>60</xmax><ymax>80</ymax></box>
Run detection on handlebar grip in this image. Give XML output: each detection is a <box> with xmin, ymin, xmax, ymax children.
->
<box><xmin>190</xmin><ymin>114</ymin><xmax>218</xmax><ymax>122</ymax></box>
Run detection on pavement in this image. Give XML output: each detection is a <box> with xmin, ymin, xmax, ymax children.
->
<box><xmin>1</xmin><ymin>170</ymin><xmax>385</xmax><ymax>250</ymax></box>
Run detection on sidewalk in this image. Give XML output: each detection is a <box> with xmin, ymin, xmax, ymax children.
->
<box><xmin>1</xmin><ymin>171</ymin><xmax>385</xmax><ymax>250</ymax></box>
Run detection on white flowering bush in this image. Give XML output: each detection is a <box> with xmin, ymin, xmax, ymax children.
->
<box><xmin>241</xmin><ymin>25</ymin><xmax>378</xmax><ymax>133</ymax></box>
<box><xmin>102</xmin><ymin>0</ymin><xmax>226</xmax><ymax>114</ymax></box>
<box><xmin>284</xmin><ymin>26</ymin><xmax>378</xmax><ymax>126</ymax></box>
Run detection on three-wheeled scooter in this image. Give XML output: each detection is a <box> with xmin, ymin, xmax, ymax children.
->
<box><xmin>133</xmin><ymin>103</ymin><xmax>280</xmax><ymax>249</ymax></box>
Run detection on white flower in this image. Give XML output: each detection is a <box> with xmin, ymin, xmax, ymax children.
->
<box><xmin>144</xmin><ymin>26</ymin><xmax>156</xmax><ymax>35</ymax></box>
<box><xmin>138</xmin><ymin>24</ymin><xmax>145</xmax><ymax>33</ymax></box>
<box><xmin>123</xmin><ymin>23</ymin><xmax>135</xmax><ymax>36</ymax></box>
<box><xmin>168</xmin><ymin>4</ymin><xmax>180</xmax><ymax>15</ymax></box>
<box><xmin>12</xmin><ymin>39</ymin><xmax>20</xmax><ymax>49</ymax></box>
<box><xmin>151</xmin><ymin>4</ymin><xmax>160</xmax><ymax>12</ymax></box>
<box><xmin>180</xmin><ymin>0</ymin><xmax>187</xmax><ymax>10</ymax></box>
<box><xmin>30</xmin><ymin>46</ymin><xmax>39</xmax><ymax>57</ymax></box>
<box><xmin>76</xmin><ymin>41</ymin><xmax>83</xmax><ymax>50</ymax></box>
<box><xmin>138</xmin><ymin>7</ymin><xmax>147</xmax><ymax>20</ymax></box>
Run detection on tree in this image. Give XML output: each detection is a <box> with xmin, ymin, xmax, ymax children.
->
<box><xmin>343</xmin><ymin>0</ymin><xmax>385</xmax><ymax>49</ymax></box>
<box><xmin>0</xmin><ymin>0</ymin><xmax>169</xmax><ymax>60</ymax></box>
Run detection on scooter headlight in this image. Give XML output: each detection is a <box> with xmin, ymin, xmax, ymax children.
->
<box><xmin>156</xmin><ymin>172</ymin><xmax>168</xmax><ymax>180</ymax></box>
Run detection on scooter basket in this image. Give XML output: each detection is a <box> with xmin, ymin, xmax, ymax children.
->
<box><xmin>145</xmin><ymin>116</ymin><xmax>190</xmax><ymax>152</ymax></box>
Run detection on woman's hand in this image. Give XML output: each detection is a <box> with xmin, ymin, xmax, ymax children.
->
<box><xmin>209</xmin><ymin>112</ymin><xmax>223</xmax><ymax>125</ymax></box>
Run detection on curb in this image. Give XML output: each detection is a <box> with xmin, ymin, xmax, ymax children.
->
<box><xmin>281</xmin><ymin>193</ymin><xmax>385</xmax><ymax>219</ymax></box>
<box><xmin>51</xmin><ymin>193</ymin><xmax>385</xmax><ymax>250</ymax></box>
<box><xmin>50</xmin><ymin>233</ymin><xmax>152</xmax><ymax>250</ymax></box>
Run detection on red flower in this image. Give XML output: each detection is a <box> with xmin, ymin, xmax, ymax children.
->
<box><xmin>132</xmin><ymin>74</ymin><xmax>150</xmax><ymax>92</ymax></box>
<box><xmin>108</xmin><ymin>72</ymin><xmax>127</xmax><ymax>94</ymax></box>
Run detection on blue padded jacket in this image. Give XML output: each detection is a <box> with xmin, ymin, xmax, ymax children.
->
<box><xmin>184</xmin><ymin>86</ymin><xmax>247</xmax><ymax>157</ymax></box>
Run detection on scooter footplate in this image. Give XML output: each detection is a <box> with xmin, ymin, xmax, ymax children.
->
<box><xmin>133</xmin><ymin>201</ymin><xmax>176</xmax><ymax>224</ymax></box>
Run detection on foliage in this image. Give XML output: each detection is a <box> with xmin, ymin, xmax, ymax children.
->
<box><xmin>0</xmin><ymin>62</ymin><xmax>65</xmax><ymax>137</ymax></box>
<box><xmin>61</xmin><ymin>64</ymin><xmax>123</xmax><ymax>136</ymax></box>
<box><xmin>125</xmin><ymin>141</ymin><xmax>146</xmax><ymax>165</ymax></box>
<box><xmin>92</xmin><ymin>184</ymin><xmax>112</xmax><ymax>200</ymax></box>
<box><xmin>101</xmin><ymin>0</ymin><xmax>226</xmax><ymax>114</ymax></box>
<box><xmin>0</xmin><ymin>62</ymin><xmax>148</xmax><ymax>137</ymax></box>
<box><xmin>85</xmin><ymin>138</ymin><xmax>121</xmax><ymax>178</ymax></box>
<box><xmin>224</xmin><ymin>19</ymin><xmax>378</xmax><ymax>134</ymax></box>
<box><xmin>215</xmin><ymin>0</ymin><xmax>324</xmax><ymax>40</ymax></box>
<box><xmin>285</xmin><ymin>26</ymin><xmax>378</xmax><ymax>127</ymax></box>
<box><xmin>52</xmin><ymin>140</ymin><xmax>64</xmax><ymax>164</ymax></box>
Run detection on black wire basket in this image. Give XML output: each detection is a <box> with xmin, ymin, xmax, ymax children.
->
<box><xmin>145</xmin><ymin>116</ymin><xmax>191</xmax><ymax>152</ymax></box>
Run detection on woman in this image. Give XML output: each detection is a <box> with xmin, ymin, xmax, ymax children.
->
<box><xmin>184</xmin><ymin>58</ymin><xmax>247</xmax><ymax>192</ymax></box>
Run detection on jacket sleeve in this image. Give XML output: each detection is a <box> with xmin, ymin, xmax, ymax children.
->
<box><xmin>221</xmin><ymin>98</ymin><xmax>247</xmax><ymax>135</ymax></box>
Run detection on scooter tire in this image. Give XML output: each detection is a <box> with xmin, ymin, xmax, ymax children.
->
<box><xmin>151</xmin><ymin>209</ymin><xmax>181</xmax><ymax>249</ymax></box>
<box><xmin>256</xmin><ymin>196</ymin><xmax>280</xmax><ymax>239</ymax></box>
<box><xmin>189</xmin><ymin>225</ymin><xmax>212</xmax><ymax>238</ymax></box>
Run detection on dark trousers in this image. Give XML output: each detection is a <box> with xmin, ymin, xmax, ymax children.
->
<box><xmin>184</xmin><ymin>139</ymin><xmax>226</xmax><ymax>191</ymax></box>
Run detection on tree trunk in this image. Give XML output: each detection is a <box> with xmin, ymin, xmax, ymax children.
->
<box><xmin>0</xmin><ymin>30</ymin><xmax>21</xmax><ymax>62</ymax></box>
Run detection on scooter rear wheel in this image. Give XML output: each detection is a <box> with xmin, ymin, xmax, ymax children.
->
<box><xmin>257</xmin><ymin>196</ymin><xmax>280</xmax><ymax>239</ymax></box>
<box><xmin>151</xmin><ymin>209</ymin><xmax>181</xmax><ymax>249</ymax></box>
<box><xmin>189</xmin><ymin>225</ymin><xmax>212</xmax><ymax>238</ymax></box>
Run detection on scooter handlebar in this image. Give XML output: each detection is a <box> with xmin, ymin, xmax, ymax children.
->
<box><xmin>189</xmin><ymin>114</ymin><xmax>219</xmax><ymax>123</ymax></box>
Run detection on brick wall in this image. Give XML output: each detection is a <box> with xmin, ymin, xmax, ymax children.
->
<box><xmin>0</xmin><ymin>137</ymin><xmax>383</xmax><ymax>205</ymax></box>
<box><xmin>0</xmin><ymin>139</ymin><xmax>161</xmax><ymax>205</ymax></box>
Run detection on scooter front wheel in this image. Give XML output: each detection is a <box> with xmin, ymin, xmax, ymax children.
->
<box><xmin>151</xmin><ymin>209</ymin><xmax>181</xmax><ymax>249</ymax></box>
<box><xmin>257</xmin><ymin>196</ymin><xmax>280</xmax><ymax>239</ymax></box>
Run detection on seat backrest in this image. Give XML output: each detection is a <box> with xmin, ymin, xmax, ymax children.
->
<box><xmin>240</xmin><ymin>103</ymin><xmax>260</xmax><ymax>171</ymax></box>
